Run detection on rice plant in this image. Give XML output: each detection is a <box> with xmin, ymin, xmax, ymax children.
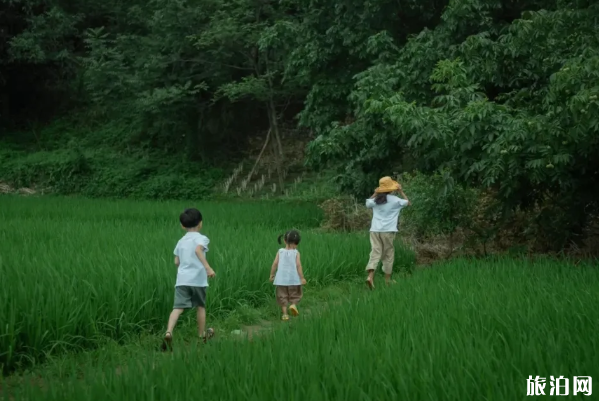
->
<box><xmin>15</xmin><ymin>258</ymin><xmax>599</xmax><ymax>401</ymax></box>
<box><xmin>0</xmin><ymin>195</ymin><xmax>412</xmax><ymax>372</ymax></box>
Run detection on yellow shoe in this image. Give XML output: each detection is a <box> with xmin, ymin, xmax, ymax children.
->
<box><xmin>282</xmin><ymin>314</ymin><xmax>290</xmax><ymax>321</ymax></box>
<box><xmin>289</xmin><ymin>304</ymin><xmax>299</xmax><ymax>316</ymax></box>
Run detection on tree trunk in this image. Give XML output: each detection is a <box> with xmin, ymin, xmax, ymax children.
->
<box><xmin>266</xmin><ymin>102</ymin><xmax>285</xmax><ymax>193</ymax></box>
<box><xmin>268</xmin><ymin>98</ymin><xmax>284</xmax><ymax>163</ymax></box>
<box><xmin>262</xmin><ymin>46</ymin><xmax>285</xmax><ymax>194</ymax></box>
<box><xmin>246</xmin><ymin>128</ymin><xmax>271</xmax><ymax>183</ymax></box>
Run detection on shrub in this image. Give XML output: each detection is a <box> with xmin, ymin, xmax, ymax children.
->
<box><xmin>319</xmin><ymin>196</ymin><xmax>371</xmax><ymax>232</ymax></box>
<box><xmin>0</xmin><ymin>148</ymin><xmax>223</xmax><ymax>200</ymax></box>
<box><xmin>400</xmin><ymin>171</ymin><xmax>478</xmax><ymax>240</ymax></box>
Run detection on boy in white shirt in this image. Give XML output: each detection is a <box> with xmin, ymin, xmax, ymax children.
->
<box><xmin>162</xmin><ymin>208</ymin><xmax>216</xmax><ymax>351</ymax></box>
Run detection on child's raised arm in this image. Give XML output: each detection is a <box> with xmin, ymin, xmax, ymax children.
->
<box><xmin>296</xmin><ymin>252</ymin><xmax>306</xmax><ymax>285</ymax></box>
<box><xmin>269</xmin><ymin>252</ymin><xmax>280</xmax><ymax>282</ymax></box>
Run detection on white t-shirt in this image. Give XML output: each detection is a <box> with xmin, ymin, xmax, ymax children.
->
<box><xmin>273</xmin><ymin>249</ymin><xmax>301</xmax><ymax>286</ymax></box>
<box><xmin>173</xmin><ymin>232</ymin><xmax>210</xmax><ymax>287</ymax></box>
<box><xmin>366</xmin><ymin>194</ymin><xmax>409</xmax><ymax>232</ymax></box>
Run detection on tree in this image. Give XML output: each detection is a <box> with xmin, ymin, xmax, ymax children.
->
<box><xmin>194</xmin><ymin>0</ymin><xmax>304</xmax><ymax>192</ymax></box>
<box><xmin>307</xmin><ymin>0</ymin><xmax>599</xmax><ymax>249</ymax></box>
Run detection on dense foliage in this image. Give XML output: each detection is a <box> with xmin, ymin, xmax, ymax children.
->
<box><xmin>305</xmin><ymin>1</ymin><xmax>599</xmax><ymax>249</ymax></box>
<box><xmin>1</xmin><ymin>0</ymin><xmax>598</xmax><ymax>248</ymax></box>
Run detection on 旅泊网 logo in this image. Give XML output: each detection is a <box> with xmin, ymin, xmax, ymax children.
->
<box><xmin>527</xmin><ymin>375</ymin><xmax>592</xmax><ymax>396</ymax></box>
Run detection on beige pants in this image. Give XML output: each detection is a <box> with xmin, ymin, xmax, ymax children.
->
<box><xmin>276</xmin><ymin>285</ymin><xmax>303</xmax><ymax>306</ymax></box>
<box><xmin>365</xmin><ymin>232</ymin><xmax>396</xmax><ymax>274</ymax></box>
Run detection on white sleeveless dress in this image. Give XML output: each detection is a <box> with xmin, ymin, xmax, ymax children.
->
<box><xmin>273</xmin><ymin>249</ymin><xmax>301</xmax><ymax>286</ymax></box>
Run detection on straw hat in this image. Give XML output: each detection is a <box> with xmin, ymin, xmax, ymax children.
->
<box><xmin>374</xmin><ymin>176</ymin><xmax>400</xmax><ymax>193</ymax></box>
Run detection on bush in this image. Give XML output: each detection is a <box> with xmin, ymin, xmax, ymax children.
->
<box><xmin>400</xmin><ymin>171</ymin><xmax>478</xmax><ymax>240</ymax></box>
<box><xmin>0</xmin><ymin>147</ymin><xmax>224</xmax><ymax>200</ymax></box>
<box><xmin>319</xmin><ymin>196</ymin><xmax>372</xmax><ymax>232</ymax></box>
<box><xmin>0</xmin><ymin>148</ymin><xmax>91</xmax><ymax>193</ymax></box>
<box><xmin>317</xmin><ymin>172</ymin><xmax>480</xmax><ymax>249</ymax></box>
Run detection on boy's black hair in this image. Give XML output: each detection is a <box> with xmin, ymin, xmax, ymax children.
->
<box><xmin>374</xmin><ymin>193</ymin><xmax>388</xmax><ymax>205</ymax></box>
<box><xmin>180</xmin><ymin>208</ymin><xmax>203</xmax><ymax>228</ymax></box>
<box><xmin>278</xmin><ymin>230</ymin><xmax>301</xmax><ymax>245</ymax></box>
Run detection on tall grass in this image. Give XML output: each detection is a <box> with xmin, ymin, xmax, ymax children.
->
<box><xmin>15</xmin><ymin>258</ymin><xmax>599</xmax><ymax>400</ymax></box>
<box><xmin>0</xmin><ymin>196</ymin><xmax>415</xmax><ymax>372</ymax></box>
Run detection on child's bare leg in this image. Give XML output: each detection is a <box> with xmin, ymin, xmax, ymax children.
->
<box><xmin>162</xmin><ymin>308</ymin><xmax>183</xmax><ymax>351</ymax></box>
<box><xmin>366</xmin><ymin>269</ymin><xmax>375</xmax><ymax>288</ymax></box>
<box><xmin>281</xmin><ymin>306</ymin><xmax>288</xmax><ymax>316</ymax></box>
<box><xmin>167</xmin><ymin>308</ymin><xmax>184</xmax><ymax>335</ymax></box>
<box><xmin>196</xmin><ymin>307</ymin><xmax>206</xmax><ymax>337</ymax></box>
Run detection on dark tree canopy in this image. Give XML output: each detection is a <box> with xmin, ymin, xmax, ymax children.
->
<box><xmin>1</xmin><ymin>0</ymin><xmax>598</xmax><ymax>249</ymax></box>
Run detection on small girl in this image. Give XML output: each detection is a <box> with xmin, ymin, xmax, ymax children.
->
<box><xmin>269</xmin><ymin>230</ymin><xmax>306</xmax><ymax>321</ymax></box>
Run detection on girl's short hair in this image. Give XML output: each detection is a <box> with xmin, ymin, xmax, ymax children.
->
<box><xmin>278</xmin><ymin>230</ymin><xmax>301</xmax><ymax>245</ymax></box>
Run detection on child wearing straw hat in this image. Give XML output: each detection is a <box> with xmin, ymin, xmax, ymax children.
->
<box><xmin>364</xmin><ymin>176</ymin><xmax>411</xmax><ymax>289</ymax></box>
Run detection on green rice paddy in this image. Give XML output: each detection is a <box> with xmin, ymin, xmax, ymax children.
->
<box><xmin>1</xmin><ymin>195</ymin><xmax>598</xmax><ymax>400</ymax></box>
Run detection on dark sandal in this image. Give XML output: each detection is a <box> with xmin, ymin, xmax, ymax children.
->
<box><xmin>202</xmin><ymin>328</ymin><xmax>215</xmax><ymax>343</ymax></box>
